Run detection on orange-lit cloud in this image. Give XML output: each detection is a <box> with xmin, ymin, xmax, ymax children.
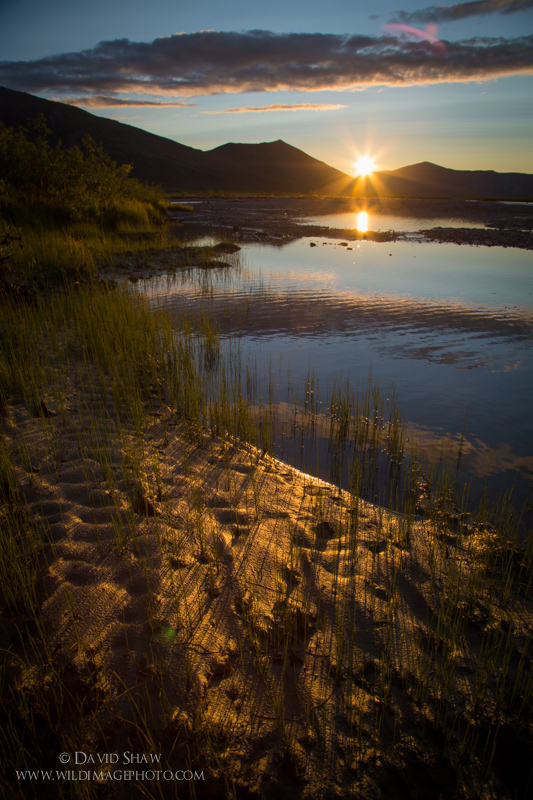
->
<box><xmin>1</xmin><ymin>30</ymin><xmax>532</xmax><ymax>99</ymax></box>
<box><xmin>201</xmin><ymin>103</ymin><xmax>348</xmax><ymax>114</ymax></box>
<box><xmin>58</xmin><ymin>95</ymin><xmax>196</xmax><ymax>108</ymax></box>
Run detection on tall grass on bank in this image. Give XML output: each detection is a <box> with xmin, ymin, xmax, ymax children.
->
<box><xmin>0</xmin><ymin>117</ymin><xmax>170</xmax><ymax>290</ymax></box>
<box><xmin>1</xmin><ymin>283</ymin><xmax>532</xmax><ymax>799</ymax></box>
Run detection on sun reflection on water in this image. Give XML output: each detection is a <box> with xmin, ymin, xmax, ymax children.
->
<box><xmin>356</xmin><ymin>211</ymin><xmax>368</xmax><ymax>232</ymax></box>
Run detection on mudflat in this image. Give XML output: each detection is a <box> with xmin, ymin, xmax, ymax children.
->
<box><xmin>167</xmin><ymin>196</ymin><xmax>533</xmax><ymax>249</ymax></box>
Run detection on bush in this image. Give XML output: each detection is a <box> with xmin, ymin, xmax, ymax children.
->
<box><xmin>0</xmin><ymin>117</ymin><xmax>169</xmax><ymax>288</ymax></box>
<box><xmin>0</xmin><ymin>116</ymin><xmax>166</xmax><ymax>224</ymax></box>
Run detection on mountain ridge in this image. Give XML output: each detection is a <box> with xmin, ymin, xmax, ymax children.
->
<box><xmin>1</xmin><ymin>86</ymin><xmax>532</xmax><ymax>198</ymax></box>
<box><xmin>374</xmin><ymin>160</ymin><xmax>533</xmax><ymax>199</ymax></box>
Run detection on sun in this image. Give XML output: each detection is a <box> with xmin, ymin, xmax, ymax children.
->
<box><xmin>354</xmin><ymin>155</ymin><xmax>375</xmax><ymax>177</ymax></box>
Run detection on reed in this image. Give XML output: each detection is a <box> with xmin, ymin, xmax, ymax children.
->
<box><xmin>0</xmin><ymin>269</ymin><xmax>531</xmax><ymax>799</ymax></box>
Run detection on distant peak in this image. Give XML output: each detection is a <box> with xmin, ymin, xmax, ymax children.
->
<box><xmin>403</xmin><ymin>161</ymin><xmax>442</xmax><ymax>170</ymax></box>
<box><xmin>215</xmin><ymin>139</ymin><xmax>290</xmax><ymax>148</ymax></box>
<box><xmin>385</xmin><ymin>161</ymin><xmax>450</xmax><ymax>176</ymax></box>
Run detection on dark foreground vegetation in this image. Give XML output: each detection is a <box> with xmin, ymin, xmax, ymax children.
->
<box><xmin>0</xmin><ymin>122</ymin><xmax>532</xmax><ymax>800</ymax></box>
<box><xmin>0</xmin><ymin>116</ymin><xmax>168</xmax><ymax>292</ymax></box>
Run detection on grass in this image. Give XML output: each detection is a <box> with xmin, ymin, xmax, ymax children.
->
<box><xmin>0</xmin><ymin>119</ymin><xmax>176</xmax><ymax>293</ymax></box>
<box><xmin>1</xmin><ymin>212</ymin><xmax>173</xmax><ymax>292</ymax></box>
<box><xmin>0</xmin><ymin>248</ymin><xmax>532</xmax><ymax>798</ymax></box>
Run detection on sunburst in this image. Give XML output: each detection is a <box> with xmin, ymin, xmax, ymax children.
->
<box><xmin>354</xmin><ymin>155</ymin><xmax>375</xmax><ymax>177</ymax></box>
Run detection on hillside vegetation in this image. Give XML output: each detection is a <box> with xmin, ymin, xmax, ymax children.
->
<box><xmin>0</xmin><ymin>116</ymin><xmax>167</xmax><ymax>291</ymax></box>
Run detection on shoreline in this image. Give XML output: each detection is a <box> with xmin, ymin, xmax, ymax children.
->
<box><xmin>166</xmin><ymin>196</ymin><xmax>533</xmax><ymax>250</ymax></box>
<box><xmin>2</xmin><ymin>287</ymin><xmax>532</xmax><ymax>798</ymax></box>
<box><xmin>92</xmin><ymin>195</ymin><xmax>532</xmax><ymax>288</ymax></box>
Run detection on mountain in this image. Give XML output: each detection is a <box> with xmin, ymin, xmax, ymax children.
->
<box><xmin>1</xmin><ymin>86</ymin><xmax>532</xmax><ymax>198</ymax></box>
<box><xmin>209</xmin><ymin>140</ymin><xmax>354</xmax><ymax>195</ymax></box>
<box><xmin>0</xmin><ymin>86</ymin><xmax>353</xmax><ymax>194</ymax></box>
<box><xmin>0</xmin><ymin>86</ymin><xmax>234</xmax><ymax>191</ymax></box>
<box><xmin>367</xmin><ymin>161</ymin><xmax>533</xmax><ymax>199</ymax></box>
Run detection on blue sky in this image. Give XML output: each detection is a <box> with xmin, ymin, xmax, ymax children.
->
<box><xmin>1</xmin><ymin>0</ymin><xmax>532</xmax><ymax>174</ymax></box>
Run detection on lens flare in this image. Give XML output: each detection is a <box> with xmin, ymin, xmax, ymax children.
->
<box><xmin>382</xmin><ymin>23</ymin><xmax>447</xmax><ymax>57</ymax></box>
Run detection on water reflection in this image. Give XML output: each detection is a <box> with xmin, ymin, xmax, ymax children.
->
<box><xmin>298</xmin><ymin>211</ymin><xmax>488</xmax><ymax>231</ymax></box>
<box><xmin>356</xmin><ymin>211</ymin><xmax>369</xmax><ymax>232</ymax></box>
<box><xmin>140</xmin><ymin>237</ymin><xmax>533</xmax><ymax>525</ymax></box>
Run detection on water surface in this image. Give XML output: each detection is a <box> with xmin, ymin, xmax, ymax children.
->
<box><xmin>295</xmin><ymin>211</ymin><xmax>488</xmax><ymax>231</ymax></box>
<box><xmin>142</xmin><ymin>236</ymin><xmax>533</xmax><ymax>523</ymax></box>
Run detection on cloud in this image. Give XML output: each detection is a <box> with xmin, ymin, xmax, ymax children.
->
<box><xmin>0</xmin><ymin>30</ymin><xmax>532</xmax><ymax>99</ymax></box>
<box><xmin>57</xmin><ymin>95</ymin><xmax>196</xmax><ymax>108</ymax></box>
<box><xmin>201</xmin><ymin>103</ymin><xmax>348</xmax><ymax>114</ymax></box>
<box><xmin>392</xmin><ymin>0</ymin><xmax>533</xmax><ymax>25</ymax></box>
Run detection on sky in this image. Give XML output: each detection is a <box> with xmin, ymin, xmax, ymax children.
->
<box><xmin>0</xmin><ymin>0</ymin><xmax>532</xmax><ymax>174</ymax></box>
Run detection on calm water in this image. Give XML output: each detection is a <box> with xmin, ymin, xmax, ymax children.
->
<box><xmin>142</xmin><ymin>236</ymin><xmax>533</xmax><ymax>525</ymax></box>
<box><xmin>295</xmin><ymin>211</ymin><xmax>488</xmax><ymax>231</ymax></box>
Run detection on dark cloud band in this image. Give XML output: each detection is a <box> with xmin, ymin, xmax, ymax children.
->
<box><xmin>0</xmin><ymin>29</ymin><xmax>532</xmax><ymax>98</ymax></box>
<box><xmin>393</xmin><ymin>0</ymin><xmax>533</xmax><ymax>25</ymax></box>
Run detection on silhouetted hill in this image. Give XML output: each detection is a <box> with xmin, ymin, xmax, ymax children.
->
<box><xmin>0</xmin><ymin>87</ymin><xmax>353</xmax><ymax>194</ymax></box>
<box><xmin>1</xmin><ymin>87</ymin><xmax>532</xmax><ymax>197</ymax></box>
<box><xmin>209</xmin><ymin>140</ymin><xmax>354</xmax><ymax>194</ymax></box>
<box><xmin>365</xmin><ymin>161</ymin><xmax>533</xmax><ymax>199</ymax></box>
<box><xmin>0</xmin><ymin>86</ymin><xmax>233</xmax><ymax>191</ymax></box>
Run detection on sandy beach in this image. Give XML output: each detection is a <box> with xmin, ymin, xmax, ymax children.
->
<box><xmin>2</xmin><ymin>306</ymin><xmax>532</xmax><ymax>799</ymax></box>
